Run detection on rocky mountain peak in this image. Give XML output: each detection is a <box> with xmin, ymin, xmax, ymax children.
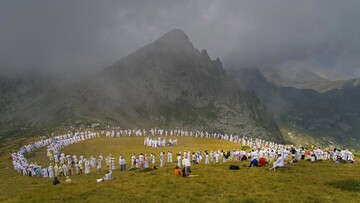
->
<box><xmin>154</xmin><ymin>29</ymin><xmax>191</xmax><ymax>47</ymax></box>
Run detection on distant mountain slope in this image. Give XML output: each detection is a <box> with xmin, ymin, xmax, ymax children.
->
<box><xmin>261</xmin><ymin>67</ymin><xmax>359</xmax><ymax>92</ymax></box>
<box><xmin>229</xmin><ymin>68</ymin><xmax>360</xmax><ymax>149</ymax></box>
<box><xmin>0</xmin><ymin>74</ymin><xmax>66</xmax><ymax>136</ymax></box>
<box><xmin>0</xmin><ymin>30</ymin><xmax>283</xmax><ymax>142</ymax></box>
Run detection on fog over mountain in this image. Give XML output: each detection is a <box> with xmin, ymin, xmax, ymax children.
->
<box><xmin>1</xmin><ymin>0</ymin><xmax>360</xmax><ymax>79</ymax></box>
<box><xmin>1</xmin><ymin>1</ymin><xmax>360</xmax><ymax>149</ymax></box>
<box><xmin>0</xmin><ymin>29</ymin><xmax>283</xmax><ymax>143</ymax></box>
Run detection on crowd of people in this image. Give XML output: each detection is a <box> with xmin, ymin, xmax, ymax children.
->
<box><xmin>11</xmin><ymin>127</ymin><xmax>357</xmax><ymax>181</ymax></box>
<box><xmin>144</xmin><ymin>137</ymin><xmax>178</xmax><ymax>147</ymax></box>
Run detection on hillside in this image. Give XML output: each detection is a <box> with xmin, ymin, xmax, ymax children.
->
<box><xmin>261</xmin><ymin>67</ymin><xmax>360</xmax><ymax>93</ymax></box>
<box><xmin>0</xmin><ymin>30</ymin><xmax>283</xmax><ymax>142</ymax></box>
<box><xmin>229</xmin><ymin>68</ymin><xmax>360</xmax><ymax>149</ymax></box>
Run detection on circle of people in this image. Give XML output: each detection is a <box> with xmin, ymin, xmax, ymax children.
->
<box><xmin>11</xmin><ymin>127</ymin><xmax>357</xmax><ymax>181</ymax></box>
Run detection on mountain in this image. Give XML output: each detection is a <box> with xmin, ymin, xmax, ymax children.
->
<box><xmin>0</xmin><ymin>29</ymin><xmax>283</xmax><ymax>142</ymax></box>
<box><xmin>261</xmin><ymin>67</ymin><xmax>360</xmax><ymax>93</ymax></box>
<box><xmin>229</xmin><ymin>68</ymin><xmax>360</xmax><ymax>149</ymax></box>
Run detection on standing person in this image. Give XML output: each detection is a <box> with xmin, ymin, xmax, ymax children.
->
<box><xmin>192</xmin><ymin>152</ymin><xmax>197</xmax><ymax>164</ymax></box>
<box><xmin>54</xmin><ymin>164</ymin><xmax>59</xmax><ymax>177</ymax></box>
<box><xmin>150</xmin><ymin>153</ymin><xmax>155</xmax><ymax>165</ymax></box>
<box><xmin>139</xmin><ymin>154</ymin><xmax>144</xmax><ymax>168</ymax></box>
<box><xmin>79</xmin><ymin>159</ymin><xmax>83</xmax><ymax>174</ymax></box>
<box><xmin>144</xmin><ymin>154</ymin><xmax>149</xmax><ymax>168</ymax></box>
<box><xmin>75</xmin><ymin>162</ymin><xmax>80</xmax><ymax>175</ymax></box>
<box><xmin>97</xmin><ymin>158</ymin><xmax>102</xmax><ymax>171</ymax></box>
<box><xmin>42</xmin><ymin>167</ymin><xmax>49</xmax><ymax>178</ymax></box>
<box><xmin>160</xmin><ymin>152</ymin><xmax>165</xmax><ymax>167</ymax></box>
<box><xmin>177</xmin><ymin>153</ymin><xmax>182</xmax><ymax>167</ymax></box>
<box><xmin>62</xmin><ymin>164</ymin><xmax>67</xmax><ymax>177</ymax></box>
<box><xmin>290</xmin><ymin>148</ymin><xmax>296</xmax><ymax>160</ymax></box>
<box><xmin>118</xmin><ymin>155</ymin><xmax>122</xmax><ymax>168</ymax></box>
<box><xmin>167</xmin><ymin>151</ymin><xmax>173</xmax><ymax>163</ymax></box>
<box><xmin>215</xmin><ymin>152</ymin><xmax>219</xmax><ymax>163</ymax></box>
<box><xmin>120</xmin><ymin>157</ymin><xmax>126</xmax><ymax>171</ymax></box>
<box><xmin>300</xmin><ymin>148</ymin><xmax>306</xmax><ymax>160</ymax></box>
<box><xmin>205</xmin><ymin>152</ymin><xmax>210</xmax><ymax>164</ymax></box>
<box><xmin>48</xmin><ymin>164</ymin><xmax>54</xmax><ymax>179</ymax></box>
<box><xmin>98</xmin><ymin>154</ymin><xmax>103</xmax><ymax>165</ymax></box>
<box><xmin>85</xmin><ymin>160</ymin><xmax>90</xmax><ymax>174</ymax></box>
<box><xmin>182</xmin><ymin>156</ymin><xmax>191</xmax><ymax>177</ymax></box>
<box><xmin>111</xmin><ymin>159</ymin><xmax>116</xmax><ymax>171</ymax></box>
<box><xmin>59</xmin><ymin>164</ymin><xmax>64</xmax><ymax>177</ymax></box>
<box><xmin>131</xmin><ymin>154</ymin><xmax>136</xmax><ymax>167</ymax></box>
<box><xmin>69</xmin><ymin>162</ymin><xmax>75</xmax><ymax>176</ymax></box>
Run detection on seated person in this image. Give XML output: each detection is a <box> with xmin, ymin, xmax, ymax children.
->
<box><xmin>174</xmin><ymin>166</ymin><xmax>181</xmax><ymax>176</ymax></box>
<box><xmin>53</xmin><ymin>177</ymin><xmax>60</xmax><ymax>185</ymax></box>
<box><xmin>181</xmin><ymin>167</ymin><xmax>187</xmax><ymax>177</ymax></box>
<box><xmin>258</xmin><ymin>157</ymin><xmax>266</xmax><ymax>167</ymax></box>
<box><xmin>269</xmin><ymin>155</ymin><xmax>285</xmax><ymax>171</ymax></box>
<box><xmin>248</xmin><ymin>158</ymin><xmax>259</xmax><ymax>167</ymax></box>
<box><xmin>65</xmin><ymin>176</ymin><xmax>72</xmax><ymax>183</ymax></box>
<box><xmin>105</xmin><ymin>170</ymin><xmax>112</xmax><ymax>180</ymax></box>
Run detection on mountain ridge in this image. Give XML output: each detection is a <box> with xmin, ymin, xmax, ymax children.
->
<box><xmin>0</xmin><ymin>29</ymin><xmax>283</xmax><ymax>142</ymax></box>
<box><xmin>229</xmin><ymin>68</ymin><xmax>360</xmax><ymax>149</ymax></box>
<box><xmin>261</xmin><ymin>67</ymin><xmax>360</xmax><ymax>92</ymax></box>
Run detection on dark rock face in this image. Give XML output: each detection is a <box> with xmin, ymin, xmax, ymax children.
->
<box><xmin>0</xmin><ymin>30</ymin><xmax>283</xmax><ymax>142</ymax></box>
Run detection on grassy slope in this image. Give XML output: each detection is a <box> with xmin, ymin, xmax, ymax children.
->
<box><xmin>0</xmin><ymin>136</ymin><xmax>359</xmax><ymax>203</ymax></box>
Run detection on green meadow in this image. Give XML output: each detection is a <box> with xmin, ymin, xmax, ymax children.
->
<box><xmin>1</xmin><ymin>136</ymin><xmax>359</xmax><ymax>203</ymax></box>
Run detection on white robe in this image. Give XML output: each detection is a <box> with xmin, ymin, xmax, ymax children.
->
<box><xmin>85</xmin><ymin>161</ymin><xmax>90</xmax><ymax>174</ymax></box>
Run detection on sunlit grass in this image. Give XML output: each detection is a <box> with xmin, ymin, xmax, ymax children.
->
<box><xmin>1</xmin><ymin>136</ymin><xmax>360</xmax><ymax>203</ymax></box>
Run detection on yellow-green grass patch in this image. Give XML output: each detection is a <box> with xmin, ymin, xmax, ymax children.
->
<box><xmin>1</xmin><ymin>136</ymin><xmax>360</xmax><ymax>203</ymax></box>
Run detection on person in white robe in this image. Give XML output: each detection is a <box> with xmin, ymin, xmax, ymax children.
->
<box><xmin>160</xmin><ymin>152</ymin><xmax>165</xmax><ymax>167</ymax></box>
<box><xmin>97</xmin><ymin>159</ymin><xmax>102</xmax><ymax>171</ymax></box>
<box><xmin>48</xmin><ymin>165</ymin><xmax>54</xmax><ymax>178</ymax></box>
<box><xmin>120</xmin><ymin>157</ymin><xmax>126</xmax><ymax>171</ymax></box>
<box><xmin>85</xmin><ymin>160</ymin><xmax>90</xmax><ymax>174</ymax></box>
<box><xmin>54</xmin><ymin>164</ymin><xmax>59</xmax><ymax>177</ymax></box>
<box><xmin>111</xmin><ymin>159</ymin><xmax>116</xmax><ymax>171</ymax></box>
<box><xmin>62</xmin><ymin>164</ymin><xmax>67</xmax><ymax>177</ymax></box>
<box><xmin>174</xmin><ymin>153</ymin><xmax>180</xmax><ymax>167</ymax></box>
<box><xmin>144</xmin><ymin>154</ymin><xmax>149</xmax><ymax>168</ymax></box>
<box><xmin>205</xmin><ymin>153</ymin><xmax>210</xmax><ymax>164</ymax></box>
<box><xmin>269</xmin><ymin>155</ymin><xmax>285</xmax><ymax>171</ymax></box>
<box><xmin>151</xmin><ymin>153</ymin><xmax>155</xmax><ymax>164</ymax></box>
<box><xmin>42</xmin><ymin>168</ymin><xmax>49</xmax><ymax>178</ymax></box>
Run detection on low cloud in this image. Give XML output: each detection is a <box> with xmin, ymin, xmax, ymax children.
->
<box><xmin>1</xmin><ymin>0</ymin><xmax>359</xmax><ymax>79</ymax></box>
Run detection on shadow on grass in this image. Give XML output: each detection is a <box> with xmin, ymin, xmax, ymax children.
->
<box><xmin>137</xmin><ymin>168</ymin><xmax>153</xmax><ymax>173</ymax></box>
<box><xmin>238</xmin><ymin>197</ymin><xmax>260</xmax><ymax>203</ymax></box>
<box><xmin>127</xmin><ymin>167</ymin><xmax>156</xmax><ymax>174</ymax></box>
<box><xmin>328</xmin><ymin>179</ymin><xmax>360</xmax><ymax>192</ymax></box>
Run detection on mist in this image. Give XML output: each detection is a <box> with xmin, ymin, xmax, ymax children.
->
<box><xmin>1</xmin><ymin>0</ymin><xmax>359</xmax><ymax>80</ymax></box>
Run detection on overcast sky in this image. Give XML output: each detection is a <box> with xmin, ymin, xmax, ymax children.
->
<box><xmin>1</xmin><ymin>0</ymin><xmax>360</xmax><ymax>79</ymax></box>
